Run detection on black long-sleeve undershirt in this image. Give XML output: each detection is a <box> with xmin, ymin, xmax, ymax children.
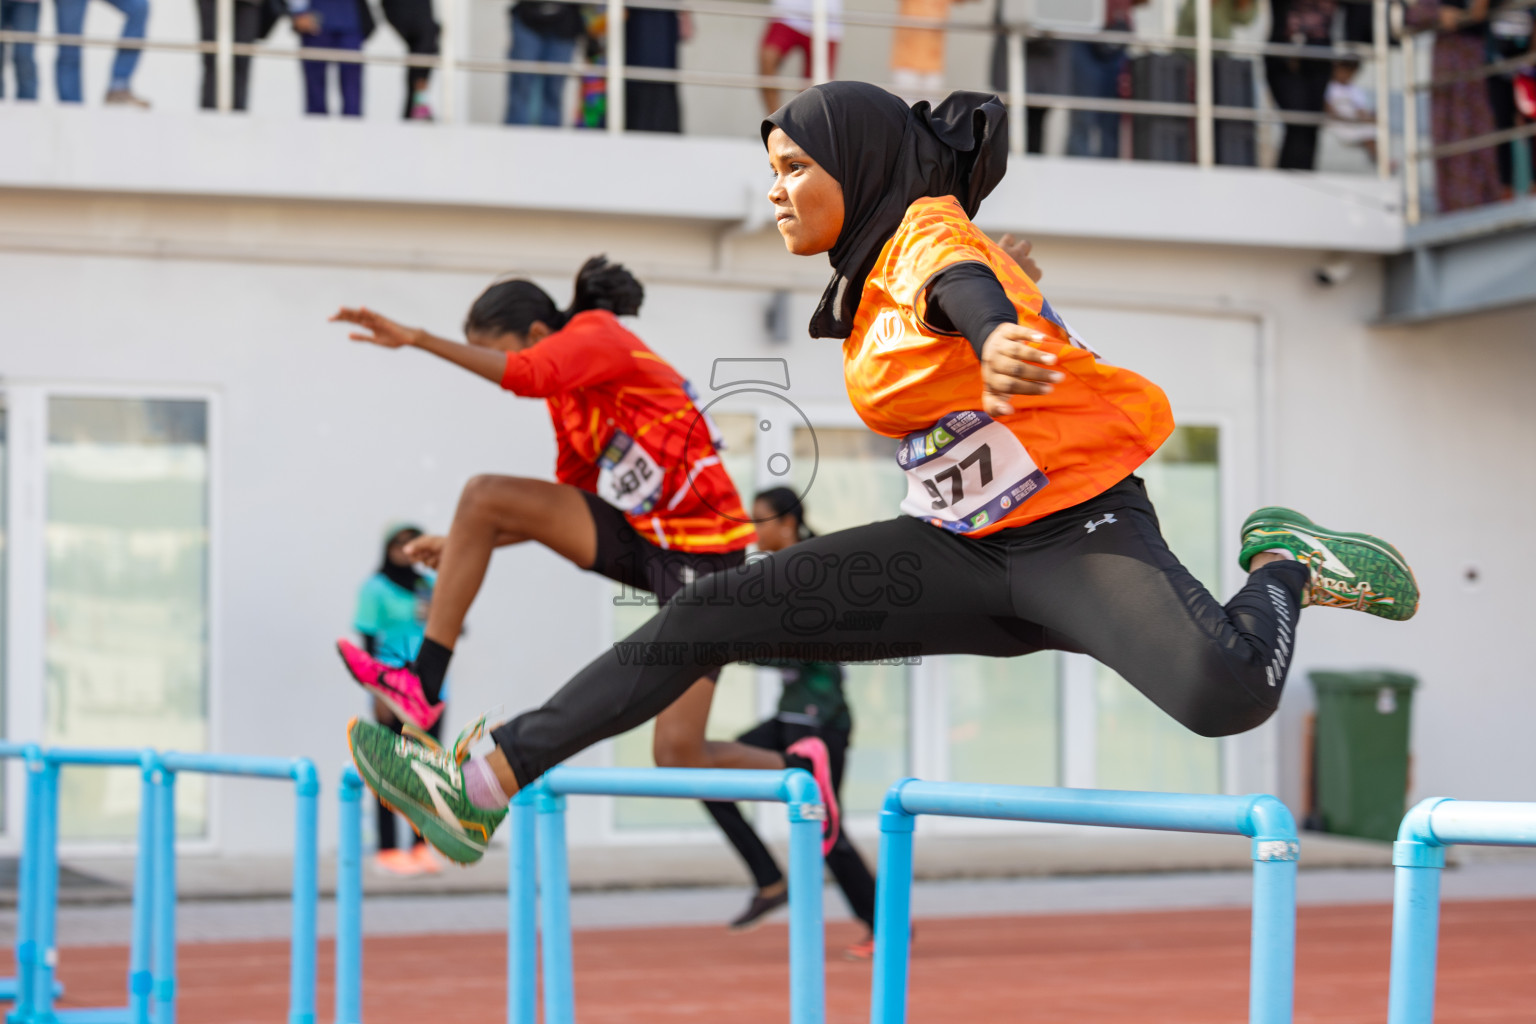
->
<box><xmin>923</xmin><ymin>261</ymin><xmax>1018</xmax><ymax>360</ymax></box>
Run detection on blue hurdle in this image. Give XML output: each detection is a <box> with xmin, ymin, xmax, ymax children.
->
<box><xmin>13</xmin><ymin>746</ymin><xmax>161</xmax><ymax>1024</ymax></box>
<box><xmin>512</xmin><ymin>766</ymin><xmax>828</xmax><ymax>1024</ymax></box>
<box><xmin>151</xmin><ymin>753</ymin><xmax>320</xmax><ymax>1024</ymax></box>
<box><xmin>869</xmin><ymin>781</ymin><xmax>1300</xmax><ymax>1024</ymax></box>
<box><xmin>1388</xmin><ymin>798</ymin><xmax>1536</xmax><ymax>1024</ymax></box>
<box><xmin>0</xmin><ymin>743</ymin><xmax>64</xmax><ymax>1013</ymax></box>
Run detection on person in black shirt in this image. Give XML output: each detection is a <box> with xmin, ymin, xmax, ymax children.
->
<box><xmin>1264</xmin><ymin>0</ymin><xmax>1336</xmax><ymax>169</ymax></box>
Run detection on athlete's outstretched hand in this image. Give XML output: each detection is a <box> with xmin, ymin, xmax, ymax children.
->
<box><xmin>997</xmin><ymin>234</ymin><xmax>1042</xmax><ymax>283</ymax></box>
<box><xmin>331</xmin><ymin>307</ymin><xmax>422</xmax><ymax>349</ymax></box>
<box><xmin>980</xmin><ymin>323</ymin><xmax>1061</xmax><ymax>417</ymax></box>
<box><xmin>402</xmin><ymin>534</ymin><xmax>446</xmax><ymax>569</ymax></box>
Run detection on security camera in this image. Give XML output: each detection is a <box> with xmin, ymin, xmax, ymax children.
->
<box><xmin>1314</xmin><ymin>258</ymin><xmax>1356</xmax><ymax>287</ymax></box>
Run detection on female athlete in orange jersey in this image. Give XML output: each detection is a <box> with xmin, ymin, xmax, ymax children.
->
<box><xmin>345</xmin><ymin>86</ymin><xmax>1418</xmax><ymax>868</ymax></box>
<box><xmin>332</xmin><ymin>257</ymin><xmax>843</xmax><ymax>837</ymax></box>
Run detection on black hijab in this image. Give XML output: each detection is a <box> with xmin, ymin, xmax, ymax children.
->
<box><xmin>379</xmin><ymin>524</ymin><xmax>424</xmax><ymax>593</ymax></box>
<box><xmin>762</xmin><ymin>82</ymin><xmax>1010</xmax><ymax>339</ymax></box>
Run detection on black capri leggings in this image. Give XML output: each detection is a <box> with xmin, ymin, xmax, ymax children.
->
<box><xmin>494</xmin><ymin>476</ymin><xmax>1309</xmax><ymax>786</ymax></box>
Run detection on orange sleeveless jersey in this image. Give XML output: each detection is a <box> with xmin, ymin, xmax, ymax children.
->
<box><xmin>843</xmin><ymin>196</ymin><xmax>1174</xmax><ymax>537</ymax></box>
<box><xmin>500</xmin><ymin>310</ymin><xmax>756</xmax><ymax>553</ymax></box>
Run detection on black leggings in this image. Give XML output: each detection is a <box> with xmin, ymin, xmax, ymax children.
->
<box><xmin>705</xmin><ymin>720</ymin><xmax>877</xmax><ymax>929</ymax></box>
<box><xmin>381</xmin><ymin>0</ymin><xmax>439</xmax><ymax>115</ymax></box>
<box><xmin>494</xmin><ymin>476</ymin><xmax>1309</xmax><ymax>785</ymax></box>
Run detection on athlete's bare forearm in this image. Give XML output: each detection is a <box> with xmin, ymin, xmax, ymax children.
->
<box><xmin>410</xmin><ymin>331</ymin><xmax>506</xmax><ymax>385</ymax></box>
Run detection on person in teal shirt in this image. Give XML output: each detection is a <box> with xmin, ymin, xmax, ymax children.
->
<box><xmin>705</xmin><ymin>489</ymin><xmax>878</xmax><ymax>959</ymax></box>
<box><xmin>354</xmin><ymin>523</ymin><xmax>443</xmax><ymax>875</ymax></box>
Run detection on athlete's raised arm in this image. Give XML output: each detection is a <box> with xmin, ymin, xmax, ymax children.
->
<box><xmin>332</xmin><ymin>306</ymin><xmax>507</xmax><ymax>384</ymax></box>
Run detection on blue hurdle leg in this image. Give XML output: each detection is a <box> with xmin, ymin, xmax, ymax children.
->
<box><xmin>1388</xmin><ymin>840</ymin><xmax>1446</xmax><ymax>1024</ymax></box>
<box><xmin>785</xmin><ymin>779</ymin><xmax>827</xmax><ymax>1024</ymax></box>
<box><xmin>288</xmin><ymin>762</ymin><xmax>318</xmax><ymax>1024</ymax></box>
<box><xmin>870</xmin><ymin>781</ymin><xmax>916</xmax><ymax>1024</ymax></box>
<box><xmin>1247</xmin><ymin>801</ymin><xmax>1298</xmax><ymax>1024</ymax></box>
<box><xmin>534</xmin><ymin>786</ymin><xmax>574</xmax><ymax>1024</ymax></box>
<box><xmin>506</xmin><ymin>789</ymin><xmax>537</xmax><ymax>1024</ymax></box>
<box><xmin>151</xmin><ymin>769</ymin><xmax>177</xmax><ymax>1024</ymax></box>
<box><xmin>336</xmin><ymin>770</ymin><xmax>364</xmax><ymax>1024</ymax></box>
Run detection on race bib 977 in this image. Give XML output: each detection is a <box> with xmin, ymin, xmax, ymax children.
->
<box><xmin>897</xmin><ymin>411</ymin><xmax>1048</xmax><ymax>533</ymax></box>
<box><xmin>597</xmin><ymin>430</ymin><xmax>665</xmax><ymax>516</ymax></box>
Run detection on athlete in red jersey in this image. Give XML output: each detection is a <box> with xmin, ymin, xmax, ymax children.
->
<box><xmin>330</xmin><ymin>258</ymin><xmax>840</xmax><ymax>830</ymax></box>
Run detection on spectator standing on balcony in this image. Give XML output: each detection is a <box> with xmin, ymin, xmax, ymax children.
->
<box><xmin>1485</xmin><ymin>6</ymin><xmax>1534</xmax><ymax>194</ymax></box>
<box><xmin>1405</xmin><ymin>0</ymin><xmax>1501</xmax><ymax>211</ymax></box>
<box><xmin>890</xmin><ymin>0</ymin><xmax>975</xmax><ymax>105</ymax></box>
<box><xmin>292</xmin><ymin>0</ymin><xmax>374</xmax><ymax>116</ymax></box>
<box><xmin>0</xmin><ymin>0</ymin><xmax>40</xmax><ymax>100</ymax></box>
<box><xmin>383</xmin><ymin>0</ymin><xmax>439</xmax><ymax>119</ymax></box>
<box><xmin>1264</xmin><ymin>0</ymin><xmax>1336</xmax><ymax>170</ymax></box>
<box><xmin>759</xmin><ymin>0</ymin><xmax>843</xmax><ymax>114</ymax></box>
<box><xmin>196</xmin><ymin>0</ymin><xmax>260</xmax><ymax>111</ymax></box>
<box><xmin>1176</xmin><ymin>0</ymin><xmax>1255</xmax><ymax>42</ymax></box>
<box><xmin>1067</xmin><ymin>0</ymin><xmax>1147</xmax><ymax>158</ymax></box>
<box><xmin>54</xmin><ymin>0</ymin><xmax>152</xmax><ymax>106</ymax></box>
<box><xmin>624</xmin><ymin>6</ymin><xmax>693</xmax><ymax>132</ymax></box>
<box><xmin>505</xmin><ymin>0</ymin><xmax>583</xmax><ymax>126</ymax></box>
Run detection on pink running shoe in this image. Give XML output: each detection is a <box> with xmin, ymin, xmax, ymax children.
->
<box><xmin>785</xmin><ymin>736</ymin><xmax>841</xmax><ymax>856</ymax></box>
<box><xmin>335</xmin><ymin>638</ymin><xmax>444</xmax><ymax>731</ymax></box>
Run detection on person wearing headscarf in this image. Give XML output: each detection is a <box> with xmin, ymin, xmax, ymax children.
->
<box><xmin>353</xmin><ymin>523</ymin><xmax>442</xmax><ymax>876</ymax></box>
<box><xmin>343</xmin><ymin>85</ymin><xmax>1421</xmax><ymax>893</ymax></box>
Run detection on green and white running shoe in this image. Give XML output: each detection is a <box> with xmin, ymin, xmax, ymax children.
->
<box><xmin>347</xmin><ymin>714</ymin><xmax>507</xmax><ymax>865</ymax></box>
<box><xmin>1238</xmin><ymin>507</ymin><xmax>1419</xmax><ymax>621</ymax></box>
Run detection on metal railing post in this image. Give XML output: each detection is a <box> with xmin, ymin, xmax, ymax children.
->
<box><xmin>1373</xmin><ymin>0</ymin><xmax>1391</xmax><ymax>180</ymax></box>
<box><xmin>1007</xmin><ymin>30</ymin><xmax>1026</xmax><ymax>157</ymax></box>
<box><xmin>1400</xmin><ymin>6</ymin><xmax>1421</xmax><ymax>224</ymax></box>
<box><xmin>1195</xmin><ymin>0</ymin><xmax>1214</xmax><ymax>167</ymax></box>
<box><xmin>438</xmin><ymin>0</ymin><xmax>457</xmax><ymax>123</ymax></box>
<box><xmin>869</xmin><ymin>781</ymin><xmax>917</xmax><ymax>1024</ymax></box>
<box><xmin>811</xmin><ymin>0</ymin><xmax>830</xmax><ymax>84</ymax></box>
<box><xmin>288</xmin><ymin>761</ymin><xmax>319</xmax><ymax>1024</ymax></box>
<box><xmin>535</xmin><ymin>785</ymin><xmax>575</xmax><ymax>1024</ymax></box>
<box><xmin>214</xmin><ymin>0</ymin><xmax>233</xmax><ymax>113</ymax></box>
<box><xmin>506</xmin><ymin>789</ymin><xmax>538</xmax><ymax>1024</ymax></box>
<box><xmin>336</xmin><ymin>769</ymin><xmax>363</xmax><ymax>1024</ymax></box>
<box><xmin>606</xmin><ymin>0</ymin><xmax>625</xmax><ymax>132</ymax></box>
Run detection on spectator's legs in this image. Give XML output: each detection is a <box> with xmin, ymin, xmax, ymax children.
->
<box><xmin>504</xmin><ymin>12</ymin><xmax>543</xmax><ymax>124</ymax></box>
<box><xmin>1067</xmin><ymin>41</ymin><xmax>1123</xmax><ymax>158</ymax></box>
<box><xmin>99</xmin><ymin>0</ymin><xmax>149</xmax><ymax>93</ymax></box>
<box><xmin>1266</xmin><ymin>56</ymin><xmax>1330</xmax><ymax>170</ymax></box>
<box><xmin>197</xmin><ymin>0</ymin><xmax>216</xmax><ymax>108</ymax></box>
<box><xmin>337</xmin><ymin>29</ymin><xmax>364</xmax><ymax>116</ymax></box>
<box><xmin>536</xmin><ymin>30</ymin><xmax>576</xmax><ymax>126</ymax></box>
<box><xmin>54</xmin><ymin>0</ymin><xmax>86</xmax><ymax>103</ymax></box>
<box><xmin>1</xmin><ymin>0</ymin><xmax>38</xmax><ymax>100</ymax></box>
<box><xmin>231</xmin><ymin>0</ymin><xmax>256</xmax><ymax>109</ymax></box>
<box><xmin>1026</xmin><ymin>105</ymin><xmax>1048</xmax><ymax>153</ymax></box>
<box><xmin>301</xmin><ymin>29</ymin><xmax>330</xmax><ymax>114</ymax></box>
<box><xmin>383</xmin><ymin>0</ymin><xmax>438</xmax><ymax>117</ymax></box>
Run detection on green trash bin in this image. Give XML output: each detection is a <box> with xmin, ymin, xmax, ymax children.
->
<box><xmin>1309</xmin><ymin>670</ymin><xmax>1418</xmax><ymax>842</ymax></box>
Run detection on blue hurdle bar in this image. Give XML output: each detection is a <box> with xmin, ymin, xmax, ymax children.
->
<box><xmin>513</xmin><ymin>766</ymin><xmax>827</xmax><ymax>1024</ymax></box>
<box><xmin>335</xmin><ymin>769</ymin><xmax>364</xmax><ymax>1024</ymax></box>
<box><xmin>870</xmin><ymin>781</ymin><xmax>1300</xmax><ymax>1024</ymax></box>
<box><xmin>1387</xmin><ymin>798</ymin><xmax>1536</xmax><ymax>1024</ymax></box>
<box><xmin>17</xmin><ymin>747</ymin><xmax>161</xmax><ymax>1024</ymax></box>
<box><xmin>152</xmin><ymin>753</ymin><xmax>319</xmax><ymax>1024</ymax></box>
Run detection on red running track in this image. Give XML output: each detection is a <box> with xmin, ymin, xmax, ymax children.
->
<box><xmin>40</xmin><ymin>899</ymin><xmax>1536</xmax><ymax>1023</ymax></box>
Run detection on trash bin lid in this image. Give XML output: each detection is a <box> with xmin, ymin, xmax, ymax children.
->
<box><xmin>1309</xmin><ymin>670</ymin><xmax>1418</xmax><ymax>693</ymax></box>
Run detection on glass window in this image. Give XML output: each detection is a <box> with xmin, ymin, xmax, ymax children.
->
<box><xmin>791</xmin><ymin>425</ymin><xmax>910</xmax><ymax>815</ymax></box>
<box><xmin>947</xmin><ymin>653</ymin><xmax>1059</xmax><ymax>786</ymax></box>
<box><xmin>610</xmin><ymin>413</ymin><xmax>760</xmax><ymax>830</ymax></box>
<box><xmin>46</xmin><ymin>397</ymin><xmax>210</xmax><ymax>840</ymax></box>
<box><xmin>1094</xmin><ymin>426</ymin><xmax>1223</xmax><ymax>793</ymax></box>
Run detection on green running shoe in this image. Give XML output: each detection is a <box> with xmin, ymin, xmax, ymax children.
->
<box><xmin>1238</xmin><ymin>507</ymin><xmax>1419</xmax><ymax>621</ymax></box>
<box><xmin>347</xmin><ymin>714</ymin><xmax>507</xmax><ymax>864</ymax></box>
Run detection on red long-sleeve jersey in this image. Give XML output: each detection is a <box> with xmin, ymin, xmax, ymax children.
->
<box><xmin>499</xmin><ymin>310</ymin><xmax>755</xmax><ymax>553</ymax></box>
